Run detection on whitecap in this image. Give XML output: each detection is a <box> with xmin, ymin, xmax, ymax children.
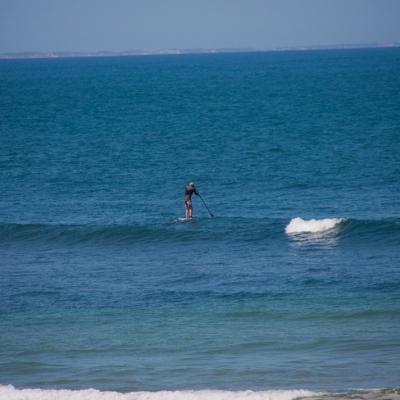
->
<box><xmin>285</xmin><ymin>217</ymin><xmax>344</xmax><ymax>234</ymax></box>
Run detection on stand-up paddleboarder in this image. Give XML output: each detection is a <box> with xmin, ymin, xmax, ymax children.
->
<box><xmin>183</xmin><ymin>182</ymin><xmax>199</xmax><ymax>220</ymax></box>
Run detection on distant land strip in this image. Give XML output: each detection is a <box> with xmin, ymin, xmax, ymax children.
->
<box><xmin>1</xmin><ymin>43</ymin><xmax>399</xmax><ymax>60</ymax></box>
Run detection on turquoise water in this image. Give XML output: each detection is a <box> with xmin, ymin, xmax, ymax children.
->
<box><xmin>0</xmin><ymin>49</ymin><xmax>400</xmax><ymax>398</ymax></box>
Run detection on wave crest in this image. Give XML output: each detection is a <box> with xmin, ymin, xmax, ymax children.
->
<box><xmin>285</xmin><ymin>217</ymin><xmax>344</xmax><ymax>234</ymax></box>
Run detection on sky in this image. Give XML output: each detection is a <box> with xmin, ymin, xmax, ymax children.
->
<box><xmin>0</xmin><ymin>0</ymin><xmax>400</xmax><ymax>53</ymax></box>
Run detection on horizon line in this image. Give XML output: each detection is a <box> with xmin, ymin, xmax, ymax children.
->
<box><xmin>1</xmin><ymin>42</ymin><xmax>399</xmax><ymax>60</ymax></box>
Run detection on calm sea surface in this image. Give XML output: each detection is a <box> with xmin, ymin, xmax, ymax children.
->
<box><xmin>0</xmin><ymin>49</ymin><xmax>399</xmax><ymax>399</ymax></box>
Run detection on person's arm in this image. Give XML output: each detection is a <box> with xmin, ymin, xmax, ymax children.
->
<box><xmin>194</xmin><ymin>188</ymin><xmax>200</xmax><ymax>196</ymax></box>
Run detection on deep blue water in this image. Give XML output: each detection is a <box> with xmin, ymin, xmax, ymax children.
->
<box><xmin>0</xmin><ymin>49</ymin><xmax>399</xmax><ymax>395</ymax></box>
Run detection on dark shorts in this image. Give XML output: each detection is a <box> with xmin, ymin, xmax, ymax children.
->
<box><xmin>184</xmin><ymin>200</ymin><xmax>192</xmax><ymax>207</ymax></box>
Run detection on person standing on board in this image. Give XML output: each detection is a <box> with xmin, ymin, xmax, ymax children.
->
<box><xmin>184</xmin><ymin>182</ymin><xmax>200</xmax><ymax>220</ymax></box>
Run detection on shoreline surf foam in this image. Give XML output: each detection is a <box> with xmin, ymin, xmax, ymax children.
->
<box><xmin>0</xmin><ymin>386</ymin><xmax>318</xmax><ymax>400</ymax></box>
<box><xmin>1</xmin><ymin>386</ymin><xmax>400</xmax><ymax>400</ymax></box>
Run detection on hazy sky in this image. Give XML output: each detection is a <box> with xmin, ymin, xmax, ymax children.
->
<box><xmin>1</xmin><ymin>0</ymin><xmax>399</xmax><ymax>53</ymax></box>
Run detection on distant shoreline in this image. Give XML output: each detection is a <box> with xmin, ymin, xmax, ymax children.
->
<box><xmin>1</xmin><ymin>42</ymin><xmax>399</xmax><ymax>60</ymax></box>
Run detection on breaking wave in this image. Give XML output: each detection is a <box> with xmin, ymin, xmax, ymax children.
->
<box><xmin>1</xmin><ymin>386</ymin><xmax>399</xmax><ymax>400</ymax></box>
<box><xmin>0</xmin><ymin>217</ymin><xmax>399</xmax><ymax>245</ymax></box>
<box><xmin>285</xmin><ymin>218</ymin><xmax>345</xmax><ymax>234</ymax></box>
<box><xmin>0</xmin><ymin>386</ymin><xmax>317</xmax><ymax>400</ymax></box>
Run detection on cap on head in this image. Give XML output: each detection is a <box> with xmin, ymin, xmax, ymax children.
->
<box><xmin>189</xmin><ymin>182</ymin><xmax>195</xmax><ymax>187</ymax></box>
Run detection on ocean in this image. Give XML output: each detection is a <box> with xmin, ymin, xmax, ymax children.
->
<box><xmin>0</xmin><ymin>48</ymin><xmax>399</xmax><ymax>400</ymax></box>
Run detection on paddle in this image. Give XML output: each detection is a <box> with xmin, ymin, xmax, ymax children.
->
<box><xmin>198</xmin><ymin>194</ymin><xmax>214</xmax><ymax>217</ymax></box>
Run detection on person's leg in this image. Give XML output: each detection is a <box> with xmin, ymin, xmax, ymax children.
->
<box><xmin>188</xmin><ymin>203</ymin><xmax>193</xmax><ymax>219</ymax></box>
<box><xmin>185</xmin><ymin>202</ymin><xmax>189</xmax><ymax>219</ymax></box>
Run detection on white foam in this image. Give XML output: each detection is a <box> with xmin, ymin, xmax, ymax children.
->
<box><xmin>0</xmin><ymin>385</ymin><xmax>318</xmax><ymax>400</ymax></box>
<box><xmin>285</xmin><ymin>217</ymin><xmax>344</xmax><ymax>234</ymax></box>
